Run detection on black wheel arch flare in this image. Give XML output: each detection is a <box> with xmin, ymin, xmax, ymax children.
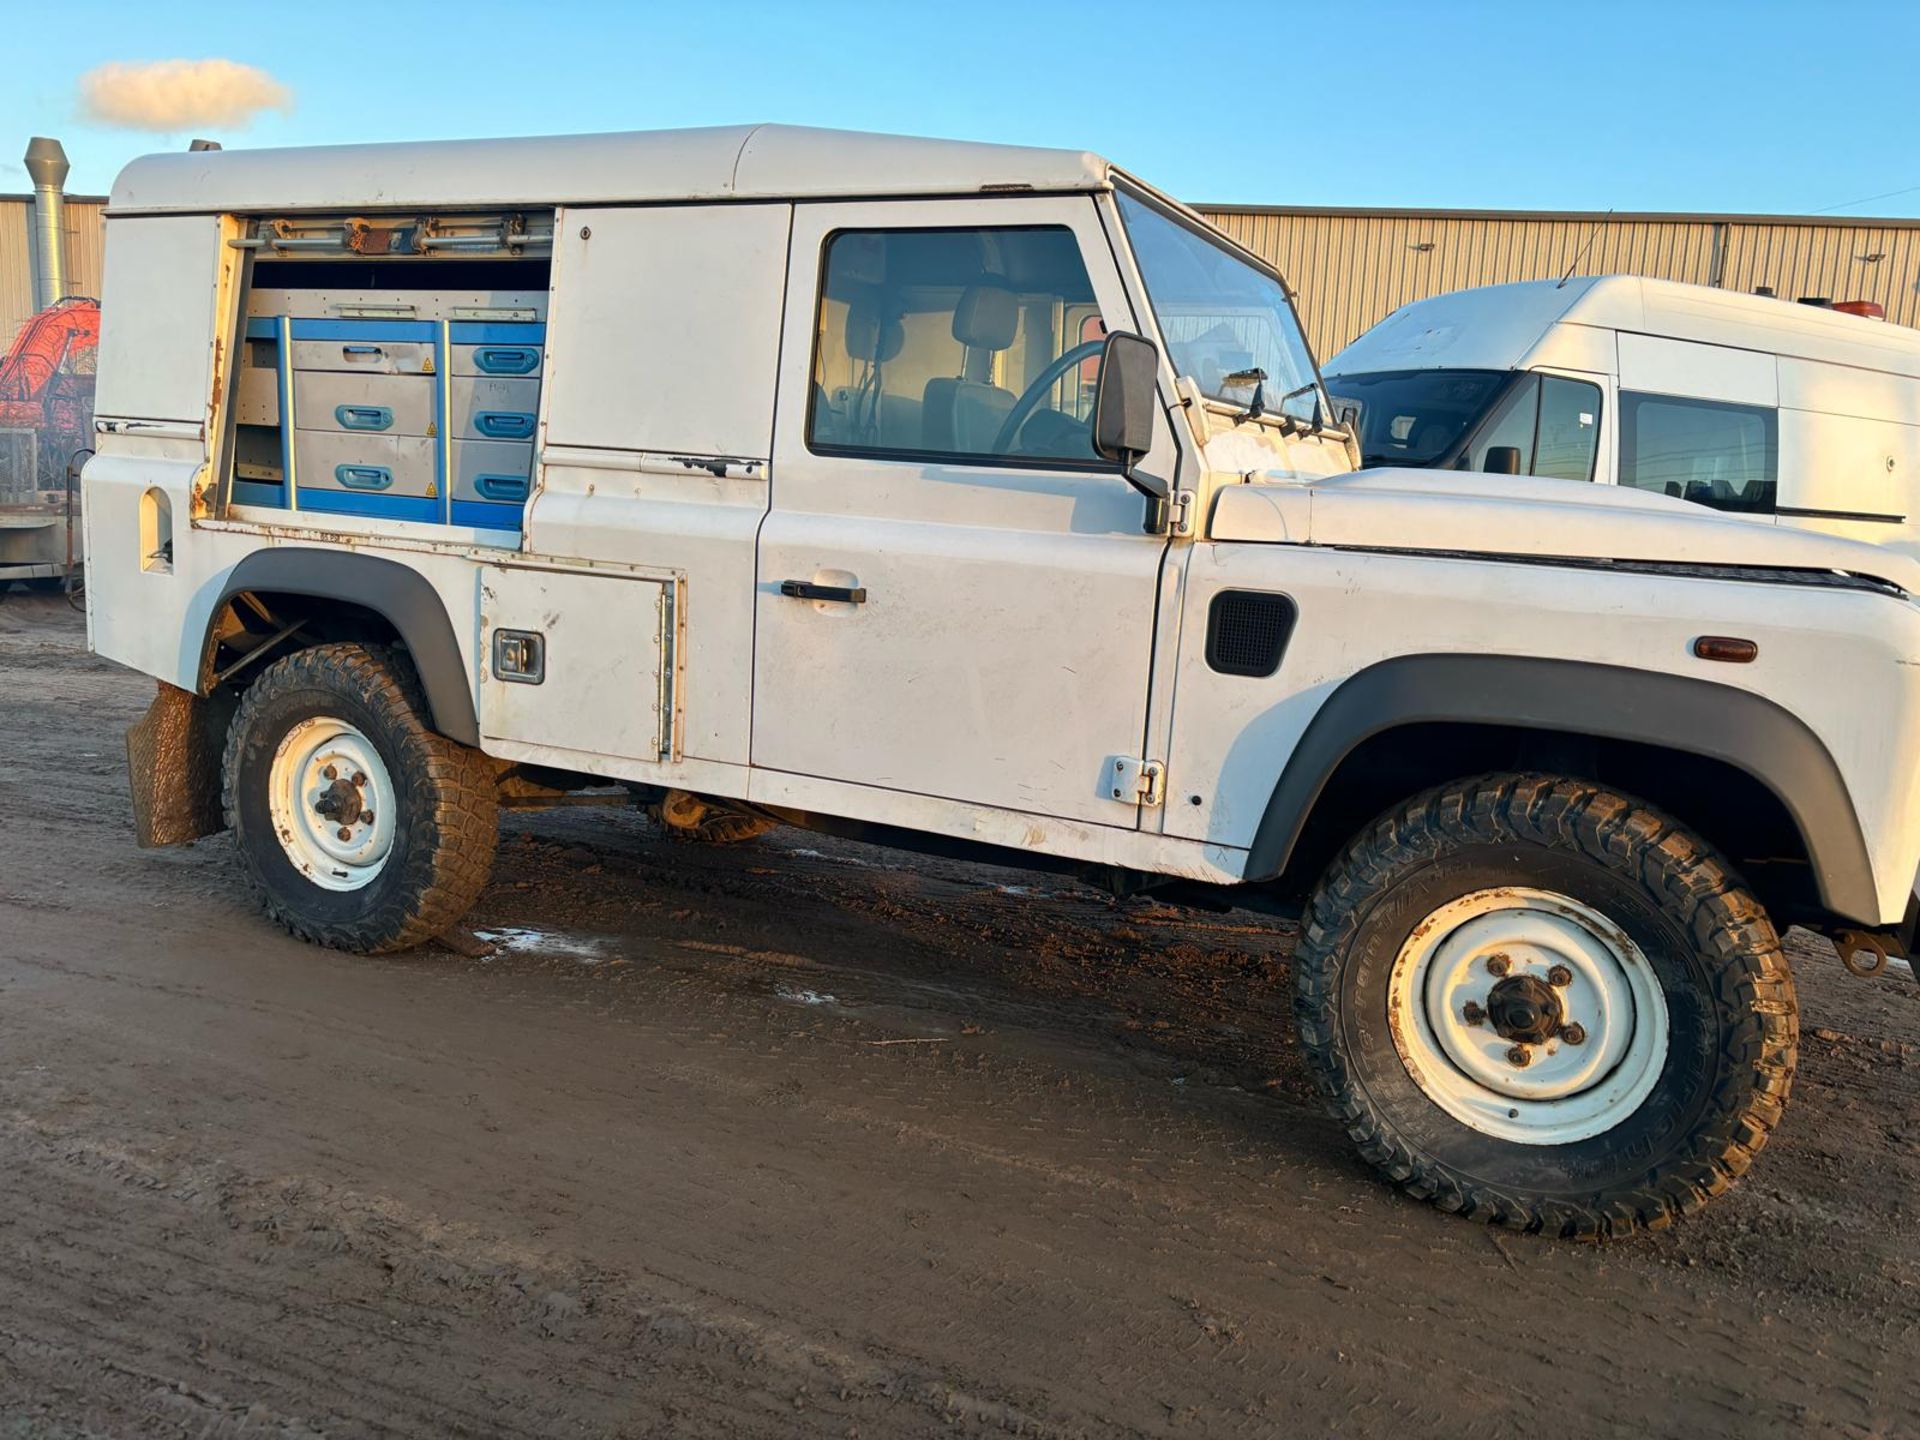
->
<box><xmin>205</xmin><ymin>548</ymin><xmax>478</xmax><ymax>746</ymax></box>
<box><xmin>1245</xmin><ymin>653</ymin><xmax>1881</xmax><ymax>925</ymax></box>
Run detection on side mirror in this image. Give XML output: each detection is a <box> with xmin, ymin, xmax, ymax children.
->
<box><xmin>1483</xmin><ymin>445</ymin><xmax>1523</xmax><ymax>475</ymax></box>
<box><xmin>1092</xmin><ymin>332</ymin><xmax>1167</xmax><ymax>505</ymax></box>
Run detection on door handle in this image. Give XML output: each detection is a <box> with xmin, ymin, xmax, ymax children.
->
<box><xmin>780</xmin><ymin>579</ymin><xmax>867</xmax><ymax>604</ymax></box>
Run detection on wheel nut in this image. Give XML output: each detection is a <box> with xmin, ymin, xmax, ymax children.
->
<box><xmin>336</xmin><ymin>826</ymin><xmax>353</xmax><ymax>841</ymax></box>
<box><xmin>323</xmin><ymin>765</ymin><xmax>338</xmax><ymax>780</ymax></box>
<box><xmin>1506</xmin><ymin>1045</ymin><xmax>1531</xmax><ymax>1067</ymax></box>
<box><xmin>1548</xmin><ymin>964</ymin><xmax>1573</xmax><ymax>987</ymax></box>
<box><xmin>1560</xmin><ymin>1023</ymin><xmax>1587</xmax><ymax>1046</ymax></box>
<box><xmin>360</xmin><ymin>810</ymin><xmax>374</xmax><ymax>825</ymax></box>
<box><xmin>352</xmin><ymin>772</ymin><xmax>367</xmax><ymax>787</ymax></box>
<box><xmin>1486</xmin><ymin>953</ymin><xmax>1511</xmax><ymax>978</ymax></box>
<box><xmin>1462</xmin><ymin>1001</ymin><xmax>1486</xmax><ymax>1026</ymax></box>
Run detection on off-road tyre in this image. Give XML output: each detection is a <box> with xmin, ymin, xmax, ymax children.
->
<box><xmin>653</xmin><ymin>789</ymin><xmax>777</xmax><ymax>845</ymax></box>
<box><xmin>223</xmin><ymin>642</ymin><xmax>498</xmax><ymax>953</ymax></box>
<box><xmin>1293</xmin><ymin>772</ymin><xmax>1797</xmax><ymax>1240</ymax></box>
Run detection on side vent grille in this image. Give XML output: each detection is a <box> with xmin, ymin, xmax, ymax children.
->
<box><xmin>1205</xmin><ymin>590</ymin><xmax>1296</xmax><ymax>678</ymax></box>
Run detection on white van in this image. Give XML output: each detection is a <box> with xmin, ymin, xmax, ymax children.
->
<box><xmin>82</xmin><ymin>125</ymin><xmax>1920</xmax><ymax>1237</ymax></box>
<box><xmin>1325</xmin><ymin>276</ymin><xmax>1920</xmax><ymax>553</ymax></box>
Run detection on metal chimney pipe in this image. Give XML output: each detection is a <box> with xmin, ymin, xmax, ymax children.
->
<box><xmin>23</xmin><ymin>136</ymin><xmax>71</xmax><ymax>311</ymax></box>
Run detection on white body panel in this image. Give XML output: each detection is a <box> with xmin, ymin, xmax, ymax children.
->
<box><xmin>94</xmin><ymin>216</ymin><xmax>224</xmax><ymax>425</ymax></box>
<box><xmin>541</xmin><ymin>205</ymin><xmax>791</xmax><ymax>458</ymax></box>
<box><xmin>79</xmin><ymin>130</ymin><xmax>1920</xmax><ymax>935</ymax></box>
<box><xmin>478</xmin><ymin>564</ymin><xmax>672</xmax><ymax>763</ymax></box>
<box><xmin>1176</xmin><ymin>485</ymin><xmax>1920</xmax><ymax>910</ymax></box>
<box><xmin>1329</xmin><ymin>275</ymin><xmax>1920</xmax><ymax>553</ymax></box>
<box><xmin>108</xmin><ymin>125</ymin><xmax>1109</xmax><ymax>216</ymax></box>
<box><xmin>752</xmin><ymin>197</ymin><xmax>1171</xmax><ymax>829</ymax></box>
<box><xmin>526</xmin><ymin>202</ymin><xmax>791</xmax><ymax>769</ymax></box>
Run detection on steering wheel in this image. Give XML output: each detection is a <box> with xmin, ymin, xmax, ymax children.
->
<box><xmin>990</xmin><ymin>339</ymin><xmax>1108</xmax><ymax>455</ymax></box>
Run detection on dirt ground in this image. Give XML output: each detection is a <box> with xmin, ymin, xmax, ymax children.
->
<box><xmin>0</xmin><ymin>590</ymin><xmax>1915</xmax><ymax>1439</ymax></box>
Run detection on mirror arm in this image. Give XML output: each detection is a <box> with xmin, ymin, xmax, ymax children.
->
<box><xmin>1120</xmin><ymin>458</ymin><xmax>1169</xmax><ymax>502</ymax></box>
<box><xmin>1122</xmin><ymin>459</ymin><xmax>1172</xmax><ymax>535</ymax></box>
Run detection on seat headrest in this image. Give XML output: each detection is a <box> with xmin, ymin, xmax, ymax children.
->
<box><xmin>953</xmin><ymin>284</ymin><xmax>1017</xmax><ymax>352</ymax></box>
<box><xmin>846</xmin><ymin>301</ymin><xmax>903</xmax><ymax>364</ymax></box>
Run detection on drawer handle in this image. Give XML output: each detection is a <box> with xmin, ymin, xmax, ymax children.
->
<box><xmin>474</xmin><ymin>411</ymin><xmax>536</xmax><ymax>439</ymax></box>
<box><xmin>474</xmin><ymin>474</ymin><xmax>530</xmax><ymax>502</ymax></box>
<box><xmin>335</xmin><ymin>404</ymin><xmax>393</xmax><ymax>432</ymax></box>
<box><xmin>335</xmin><ymin>464</ymin><xmax>393</xmax><ymax>491</ymax></box>
<box><xmin>341</xmin><ymin>344</ymin><xmax>385</xmax><ymax>359</ymax></box>
<box><xmin>474</xmin><ymin>346</ymin><xmax>539</xmax><ymax>375</ymax></box>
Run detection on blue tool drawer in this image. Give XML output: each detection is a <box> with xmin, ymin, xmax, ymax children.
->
<box><xmin>449</xmin><ymin>376</ymin><xmax>541</xmax><ymax>442</ymax></box>
<box><xmin>239</xmin><ymin>315</ymin><xmax>547</xmax><ymax>534</ymax></box>
<box><xmin>293</xmin><ymin>371</ymin><xmax>437</xmax><ymax>437</ymax></box>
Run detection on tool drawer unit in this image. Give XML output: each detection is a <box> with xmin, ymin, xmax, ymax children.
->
<box><xmin>233</xmin><ymin>314</ymin><xmax>545</xmax><ymax>536</ymax></box>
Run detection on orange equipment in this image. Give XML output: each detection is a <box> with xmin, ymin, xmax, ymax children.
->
<box><xmin>0</xmin><ymin>296</ymin><xmax>99</xmax><ymax>491</ymax></box>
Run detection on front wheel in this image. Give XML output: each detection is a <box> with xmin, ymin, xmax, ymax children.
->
<box><xmin>1293</xmin><ymin>774</ymin><xmax>1797</xmax><ymax>1239</ymax></box>
<box><xmin>223</xmin><ymin>643</ymin><xmax>498</xmax><ymax>953</ymax></box>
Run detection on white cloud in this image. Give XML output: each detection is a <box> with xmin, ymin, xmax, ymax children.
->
<box><xmin>78</xmin><ymin>59</ymin><xmax>291</xmax><ymax>132</ymax></box>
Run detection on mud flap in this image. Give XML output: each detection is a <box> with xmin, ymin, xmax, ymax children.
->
<box><xmin>126</xmin><ymin>681</ymin><xmax>228</xmax><ymax>848</ymax></box>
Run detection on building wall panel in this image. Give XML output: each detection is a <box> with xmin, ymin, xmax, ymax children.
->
<box><xmin>0</xmin><ymin>195</ymin><xmax>107</xmax><ymax>345</ymax></box>
<box><xmin>1199</xmin><ymin>206</ymin><xmax>1920</xmax><ymax>361</ymax></box>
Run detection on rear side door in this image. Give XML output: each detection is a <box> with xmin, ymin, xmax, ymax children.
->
<box><xmin>752</xmin><ymin>197</ymin><xmax>1170</xmax><ymax>828</ymax></box>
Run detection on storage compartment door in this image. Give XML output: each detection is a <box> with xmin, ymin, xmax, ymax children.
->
<box><xmin>478</xmin><ymin>566</ymin><xmax>673</xmax><ymax>764</ymax></box>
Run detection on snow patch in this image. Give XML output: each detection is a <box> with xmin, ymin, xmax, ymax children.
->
<box><xmin>474</xmin><ymin>926</ymin><xmax>611</xmax><ymax>964</ymax></box>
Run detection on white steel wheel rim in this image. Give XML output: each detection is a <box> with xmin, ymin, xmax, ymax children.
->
<box><xmin>1387</xmin><ymin>888</ymin><xmax>1669</xmax><ymax>1145</ymax></box>
<box><xmin>266</xmin><ymin>717</ymin><xmax>396</xmax><ymax>893</ymax></box>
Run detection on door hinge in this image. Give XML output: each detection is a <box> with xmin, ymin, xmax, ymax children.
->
<box><xmin>1109</xmin><ymin>756</ymin><xmax>1166</xmax><ymax>807</ymax></box>
<box><xmin>1169</xmin><ymin>488</ymin><xmax>1197</xmax><ymax>537</ymax></box>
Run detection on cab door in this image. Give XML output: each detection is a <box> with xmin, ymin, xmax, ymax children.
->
<box><xmin>751</xmin><ymin>197</ymin><xmax>1170</xmax><ymax>828</ymax></box>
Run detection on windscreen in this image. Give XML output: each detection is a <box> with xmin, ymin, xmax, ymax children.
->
<box><xmin>1323</xmin><ymin>368</ymin><xmax>1511</xmax><ymax>467</ymax></box>
<box><xmin>1116</xmin><ymin>191</ymin><xmax>1323</xmax><ymax>423</ymax></box>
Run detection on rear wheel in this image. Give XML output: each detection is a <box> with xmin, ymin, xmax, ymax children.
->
<box><xmin>1293</xmin><ymin>773</ymin><xmax>1797</xmax><ymax>1239</ymax></box>
<box><xmin>223</xmin><ymin>643</ymin><xmax>497</xmax><ymax>952</ymax></box>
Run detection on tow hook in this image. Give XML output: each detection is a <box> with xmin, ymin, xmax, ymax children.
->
<box><xmin>1832</xmin><ymin>927</ymin><xmax>1903</xmax><ymax>979</ymax></box>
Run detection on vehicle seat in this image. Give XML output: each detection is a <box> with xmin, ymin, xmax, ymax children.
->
<box><xmin>828</xmin><ymin>299</ymin><xmax>904</xmax><ymax>445</ymax></box>
<box><xmin>924</xmin><ymin>284</ymin><xmax>1018</xmax><ymax>453</ymax></box>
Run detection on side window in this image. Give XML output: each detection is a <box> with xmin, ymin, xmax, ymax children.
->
<box><xmin>1459</xmin><ymin>374</ymin><xmax>1602</xmax><ymax>479</ymax></box>
<box><xmin>1532</xmin><ymin>377</ymin><xmax>1602</xmax><ymax>481</ymax></box>
<box><xmin>808</xmin><ymin>227</ymin><xmax>1109</xmax><ymax>465</ymax></box>
<box><xmin>1620</xmin><ymin>392</ymin><xmax>1778</xmax><ymax>513</ymax></box>
<box><xmin>1463</xmin><ymin>375</ymin><xmax>1539</xmax><ymax>474</ymax></box>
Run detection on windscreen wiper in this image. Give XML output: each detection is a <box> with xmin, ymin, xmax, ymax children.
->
<box><xmin>1221</xmin><ymin>367</ymin><xmax>1268</xmax><ymax>421</ymax></box>
<box><xmin>1223</xmin><ymin>373</ymin><xmax>1340</xmax><ymax>439</ymax></box>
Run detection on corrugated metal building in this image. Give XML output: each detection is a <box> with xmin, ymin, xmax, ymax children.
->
<box><xmin>3</xmin><ymin>189</ymin><xmax>1916</xmax><ymax>372</ymax></box>
<box><xmin>0</xmin><ymin>191</ymin><xmax>106</xmax><ymax>343</ymax></box>
<box><xmin>1196</xmin><ymin>205</ymin><xmax>1920</xmax><ymax>362</ymax></box>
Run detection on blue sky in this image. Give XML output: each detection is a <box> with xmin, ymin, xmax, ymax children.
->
<box><xmin>4</xmin><ymin>0</ymin><xmax>1916</xmax><ymax>218</ymax></box>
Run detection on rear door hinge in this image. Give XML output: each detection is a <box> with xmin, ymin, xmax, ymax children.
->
<box><xmin>1109</xmin><ymin>756</ymin><xmax>1166</xmax><ymax>807</ymax></box>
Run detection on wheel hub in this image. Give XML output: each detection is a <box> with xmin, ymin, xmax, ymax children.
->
<box><xmin>312</xmin><ymin>776</ymin><xmax>366</xmax><ymax>825</ymax></box>
<box><xmin>1485</xmin><ymin>974</ymin><xmax>1564</xmax><ymax>1044</ymax></box>
<box><xmin>267</xmin><ymin>718</ymin><xmax>396</xmax><ymax>892</ymax></box>
<box><xmin>1388</xmin><ymin>888</ymin><xmax>1670</xmax><ymax>1145</ymax></box>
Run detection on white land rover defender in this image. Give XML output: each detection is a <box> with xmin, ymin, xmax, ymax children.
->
<box><xmin>85</xmin><ymin>125</ymin><xmax>1920</xmax><ymax>1237</ymax></box>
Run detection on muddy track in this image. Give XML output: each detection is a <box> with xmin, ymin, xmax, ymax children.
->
<box><xmin>0</xmin><ymin>593</ymin><xmax>1916</xmax><ymax>1438</ymax></box>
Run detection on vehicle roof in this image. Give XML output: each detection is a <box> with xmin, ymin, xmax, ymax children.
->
<box><xmin>1330</xmin><ymin>274</ymin><xmax>1920</xmax><ymax>380</ymax></box>
<box><xmin>107</xmin><ymin>123</ymin><xmax>1113</xmax><ymax>216</ymax></box>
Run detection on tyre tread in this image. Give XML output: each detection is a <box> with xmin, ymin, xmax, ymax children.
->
<box><xmin>1292</xmin><ymin>772</ymin><xmax>1797</xmax><ymax>1240</ymax></box>
<box><xmin>221</xmin><ymin>643</ymin><xmax>497</xmax><ymax>954</ymax></box>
